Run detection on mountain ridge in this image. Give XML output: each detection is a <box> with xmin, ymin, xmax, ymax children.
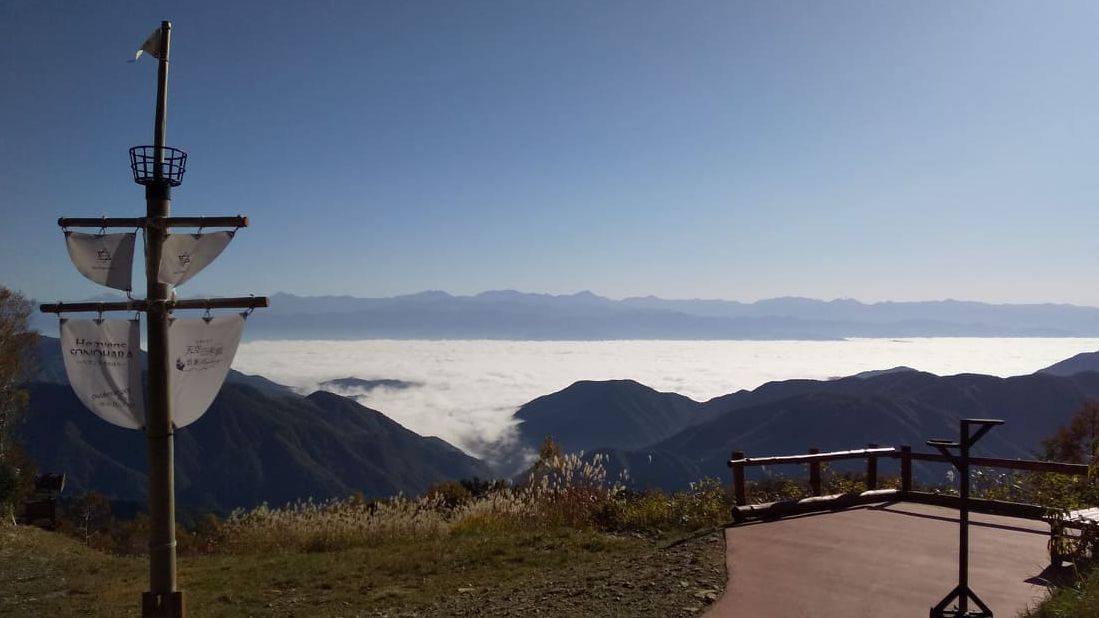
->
<box><xmin>17</xmin><ymin>338</ymin><xmax>492</xmax><ymax>513</ymax></box>
<box><xmin>35</xmin><ymin>291</ymin><xmax>1099</xmax><ymax>340</ymax></box>
<box><xmin>512</xmin><ymin>369</ymin><xmax>1099</xmax><ymax>489</ymax></box>
<box><xmin>241</xmin><ymin>291</ymin><xmax>1099</xmax><ymax>340</ymax></box>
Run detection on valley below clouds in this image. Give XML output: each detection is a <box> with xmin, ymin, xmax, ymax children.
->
<box><xmin>231</xmin><ymin>338</ymin><xmax>1099</xmax><ymax>460</ymax></box>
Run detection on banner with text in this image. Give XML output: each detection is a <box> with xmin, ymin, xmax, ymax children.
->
<box><xmin>65</xmin><ymin>232</ymin><xmax>137</xmax><ymax>291</ymax></box>
<box><xmin>169</xmin><ymin>314</ymin><xmax>245</xmax><ymax>427</ymax></box>
<box><xmin>60</xmin><ymin>318</ymin><xmax>145</xmax><ymax>429</ymax></box>
<box><xmin>158</xmin><ymin>231</ymin><xmax>235</xmax><ymax>287</ymax></box>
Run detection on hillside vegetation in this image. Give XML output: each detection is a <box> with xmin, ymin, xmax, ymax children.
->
<box><xmin>2</xmin><ymin>449</ymin><xmax>728</xmax><ymax>617</ymax></box>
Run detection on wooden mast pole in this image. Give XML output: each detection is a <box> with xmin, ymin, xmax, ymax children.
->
<box><xmin>142</xmin><ymin>20</ymin><xmax>184</xmax><ymax>618</ymax></box>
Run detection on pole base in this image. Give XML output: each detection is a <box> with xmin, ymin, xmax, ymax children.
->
<box><xmin>142</xmin><ymin>591</ymin><xmax>185</xmax><ymax>617</ymax></box>
<box><xmin>930</xmin><ymin>583</ymin><xmax>992</xmax><ymax>617</ymax></box>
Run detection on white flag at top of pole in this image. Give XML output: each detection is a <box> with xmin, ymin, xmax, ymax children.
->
<box><xmin>130</xmin><ymin>27</ymin><xmax>162</xmax><ymax>62</ymax></box>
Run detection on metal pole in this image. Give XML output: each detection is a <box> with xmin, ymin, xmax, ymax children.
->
<box><xmin>142</xmin><ymin>20</ymin><xmax>184</xmax><ymax>618</ymax></box>
<box><xmin>958</xmin><ymin>422</ymin><xmax>970</xmax><ymax>614</ymax></box>
<box><xmin>928</xmin><ymin>419</ymin><xmax>1000</xmax><ymax>618</ymax></box>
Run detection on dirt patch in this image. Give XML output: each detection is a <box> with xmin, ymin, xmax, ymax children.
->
<box><xmin>405</xmin><ymin>530</ymin><xmax>727</xmax><ymax>617</ymax></box>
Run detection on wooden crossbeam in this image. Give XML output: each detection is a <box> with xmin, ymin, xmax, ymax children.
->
<box><xmin>58</xmin><ymin>216</ymin><xmax>249</xmax><ymax>229</ymax></box>
<box><xmin>39</xmin><ymin>295</ymin><xmax>269</xmax><ymax>314</ymax></box>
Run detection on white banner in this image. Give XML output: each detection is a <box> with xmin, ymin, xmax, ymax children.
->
<box><xmin>158</xmin><ymin>231</ymin><xmax>235</xmax><ymax>287</ymax></box>
<box><xmin>169</xmin><ymin>314</ymin><xmax>245</xmax><ymax>428</ymax></box>
<box><xmin>60</xmin><ymin>319</ymin><xmax>145</xmax><ymax>429</ymax></box>
<box><xmin>65</xmin><ymin>232</ymin><xmax>137</xmax><ymax>291</ymax></box>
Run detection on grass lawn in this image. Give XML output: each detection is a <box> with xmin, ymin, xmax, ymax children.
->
<box><xmin>1</xmin><ymin>523</ymin><xmax>725</xmax><ymax>617</ymax></box>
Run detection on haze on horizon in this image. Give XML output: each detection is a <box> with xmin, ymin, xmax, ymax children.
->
<box><xmin>3</xmin><ymin>2</ymin><xmax>1099</xmax><ymax>306</ymax></box>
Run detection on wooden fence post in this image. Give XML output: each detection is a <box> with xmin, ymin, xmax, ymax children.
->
<box><xmin>808</xmin><ymin>448</ymin><xmax>821</xmax><ymax>496</ymax></box>
<box><xmin>730</xmin><ymin>451</ymin><xmax>746</xmax><ymax>506</ymax></box>
<box><xmin>866</xmin><ymin>443</ymin><xmax>879</xmax><ymax>490</ymax></box>
<box><xmin>900</xmin><ymin>445</ymin><xmax>912</xmax><ymax>493</ymax></box>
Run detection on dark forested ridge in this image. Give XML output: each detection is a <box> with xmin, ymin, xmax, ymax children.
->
<box><xmin>18</xmin><ymin>382</ymin><xmax>491</xmax><ymax>513</ymax></box>
<box><xmin>19</xmin><ymin>337</ymin><xmax>490</xmax><ymax>512</ymax></box>
<box><xmin>513</xmin><ymin>370</ymin><xmax>1099</xmax><ymax>489</ymax></box>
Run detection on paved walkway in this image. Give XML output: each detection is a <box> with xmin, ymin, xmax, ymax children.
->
<box><xmin>707</xmin><ymin>502</ymin><xmax>1052</xmax><ymax>617</ymax></box>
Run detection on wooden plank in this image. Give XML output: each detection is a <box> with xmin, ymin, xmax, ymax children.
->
<box><xmin>1065</xmin><ymin>507</ymin><xmax>1099</xmax><ymax>524</ymax></box>
<box><xmin>728</xmin><ymin>447</ymin><xmax>897</xmax><ymax>466</ymax></box>
<box><xmin>727</xmin><ymin>446</ymin><xmax>1088</xmax><ymax>476</ymax></box>
<box><xmin>808</xmin><ymin>448</ymin><xmax>821</xmax><ymax>496</ymax></box>
<box><xmin>731</xmin><ymin>489</ymin><xmax>902</xmax><ymax>523</ymax></box>
<box><xmin>904</xmin><ymin>452</ymin><xmax>1088</xmax><ymax>476</ymax></box>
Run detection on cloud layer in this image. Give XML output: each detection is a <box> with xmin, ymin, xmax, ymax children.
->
<box><xmin>232</xmin><ymin>338</ymin><xmax>1099</xmax><ymax>460</ymax></box>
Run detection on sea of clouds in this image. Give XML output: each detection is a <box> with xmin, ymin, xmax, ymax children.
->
<box><xmin>231</xmin><ymin>338</ymin><xmax>1099</xmax><ymax>459</ymax></box>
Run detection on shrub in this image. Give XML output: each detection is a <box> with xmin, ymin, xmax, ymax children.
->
<box><xmin>425</xmin><ymin>481</ymin><xmax>472</xmax><ymax>510</ymax></box>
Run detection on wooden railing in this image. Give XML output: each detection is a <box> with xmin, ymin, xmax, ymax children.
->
<box><xmin>726</xmin><ymin>445</ymin><xmax>1090</xmax><ymax>522</ymax></box>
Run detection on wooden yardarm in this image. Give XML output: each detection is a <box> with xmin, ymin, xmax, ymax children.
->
<box><xmin>40</xmin><ymin>21</ymin><xmax>268</xmax><ymax>617</ymax></box>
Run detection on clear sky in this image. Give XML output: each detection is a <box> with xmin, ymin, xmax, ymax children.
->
<box><xmin>2</xmin><ymin>1</ymin><xmax>1098</xmax><ymax>305</ymax></box>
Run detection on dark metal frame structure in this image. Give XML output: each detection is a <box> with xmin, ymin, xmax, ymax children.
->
<box><xmin>927</xmin><ymin>418</ymin><xmax>1004</xmax><ymax>618</ymax></box>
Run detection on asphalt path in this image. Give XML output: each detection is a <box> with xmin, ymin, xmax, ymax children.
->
<box><xmin>707</xmin><ymin>502</ymin><xmax>1052</xmax><ymax>617</ymax></box>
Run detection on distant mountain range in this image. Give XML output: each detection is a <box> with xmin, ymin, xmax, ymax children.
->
<box><xmin>241</xmin><ymin>291</ymin><xmax>1099</xmax><ymax>340</ymax></box>
<box><xmin>33</xmin><ymin>290</ymin><xmax>1099</xmax><ymax>340</ymax></box>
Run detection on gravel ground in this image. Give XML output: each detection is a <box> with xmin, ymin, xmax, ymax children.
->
<box><xmin>373</xmin><ymin>530</ymin><xmax>728</xmax><ymax>618</ymax></box>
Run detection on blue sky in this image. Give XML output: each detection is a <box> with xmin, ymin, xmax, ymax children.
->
<box><xmin>2</xmin><ymin>2</ymin><xmax>1099</xmax><ymax>305</ymax></box>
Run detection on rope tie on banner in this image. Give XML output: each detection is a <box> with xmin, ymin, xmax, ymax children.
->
<box><xmin>243</xmin><ymin>294</ymin><xmax>256</xmax><ymax>318</ymax></box>
<box><xmin>95</xmin><ymin>303</ymin><xmax>105</xmax><ymax>323</ymax></box>
<box><xmin>203</xmin><ymin>300</ymin><xmax>212</xmax><ymax>322</ymax></box>
<box><xmin>97</xmin><ymin>216</ymin><xmax>107</xmax><ymax>237</ymax></box>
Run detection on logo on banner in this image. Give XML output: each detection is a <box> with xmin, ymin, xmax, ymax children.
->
<box><xmin>168</xmin><ymin>314</ymin><xmax>246</xmax><ymax>428</ymax></box>
<box><xmin>158</xmin><ymin>231</ymin><xmax>235</xmax><ymax>287</ymax></box>
<box><xmin>65</xmin><ymin>232</ymin><xmax>137</xmax><ymax>291</ymax></box>
<box><xmin>59</xmin><ymin>318</ymin><xmax>146</xmax><ymax>429</ymax></box>
<box><xmin>174</xmin><ymin>339</ymin><xmax>227</xmax><ymax>372</ymax></box>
